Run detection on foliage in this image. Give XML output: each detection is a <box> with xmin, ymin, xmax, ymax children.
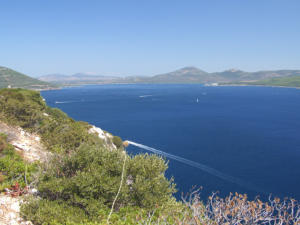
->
<box><xmin>112</xmin><ymin>136</ymin><xmax>123</xmax><ymax>148</ymax></box>
<box><xmin>127</xmin><ymin>154</ymin><xmax>176</xmax><ymax>209</ymax></box>
<box><xmin>0</xmin><ymin>88</ymin><xmax>47</xmax><ymax>129</ymax></box>
<box><xmin>21</xmin><ymin>198</ymin><xmax>91</xmax><ymax>225</ymax></box>
<box><xmin>0</xmin><ymin>88</ymin><xmax>100</xmax><ymax>153</ymax></box>
<box><xmin>0</xmin><ymin>133</ymin><xmax>37</xmax><ymax>191</ymax></box>
<box><xmin>21</xmin><ymin>143</ymin><xmax>177</xmax><ymax>224</ymax></box>
<box><xmin>21</xmin><ymin>198</ymin><xmax>184</xmax><ymax>225</ymax></box>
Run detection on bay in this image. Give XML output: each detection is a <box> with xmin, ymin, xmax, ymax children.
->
<box><xmin>41</xmin><ymin>84</ymin><xmax>300</xmax><ymax>200</ymax></box>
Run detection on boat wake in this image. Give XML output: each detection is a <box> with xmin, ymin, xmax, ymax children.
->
<box><xmin>127</xmin><ymin>141</ymin><xmax>265</xmax><ymax>194</ymax></box>
<box><xmin>55</xmin><ymin>100</ymin><xmax>82</xmax><ymax>104</ymax></box>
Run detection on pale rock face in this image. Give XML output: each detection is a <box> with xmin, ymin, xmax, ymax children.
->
<box><xmin>7</xmin><ymin>212</ymin><xmax>17</xmax><ymax>219</ymax></box>
<box><xmin>35</xmin><ymin>136</ymin><xmax>40</xmax><ymax>142</ymax></box>
<box><xmin>88</xmin><ymin>126</ymin><xmax>106</xmax><ymax>139</ymax></box>
<box><xmin>88</xmin><ymin>125</ymin><xmax>117</xmax><ymax>150</ymax></box>
<box><xmin>0</xmin><ymin>121</ymin><xmax>49</xmax><ymax>162</ymax></box>
<box><xmin>20</xmin><ymin>130</ymin><xmax>25</xmax><ymax>137</ymax></box>
<box><xmin>0</xmin><ymin>194</ymin><xmax>33</xmax><ymax>225</ymax></box>
<box><xmin>10</xmin><ymin>201</ymin><xmax>20</xmax><ymax>212</ymax></box>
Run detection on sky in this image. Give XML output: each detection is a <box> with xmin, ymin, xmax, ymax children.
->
<box><xmin>0</xmin><ymin>0</ymin><xmax>300</xmax><ymax>77</ymax></box>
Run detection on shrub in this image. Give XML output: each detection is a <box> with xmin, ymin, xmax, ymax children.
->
<box><xmin>22</xmin><ymin>144</ymin><xmax>177</xmax><ymax>224</ymax></box>
<box><xmin>0</xmin><ymin>89</ymin><xmax>102</xmax><ymax>153</ymax></box>
<box><xmin>126</xmin><ymin>153</ymin><xmax>176</xmax><ymax>209</ymax></box>
<box><xmin>21</xmin><ymin>198</ymin><xmax>91</xmax><ymax>225</ymax></box>
<box><xmin>21</xmin><ymin>199</ymin><xmax>183</xmax><ymax>225</ymax></box>
<box><xmin>0</xmin><ymin>133</ymin><xmax>37</xmax><ymax>191</ymax></box>
<box><xmin>0</xmin><ymin>89</ymin><xmax>46</xmax><ymax>129</ymax></box>
<box><xmin>112</xmin><ymin>136</ymin><xmax>123</xmax><ymax>148</ymax></box>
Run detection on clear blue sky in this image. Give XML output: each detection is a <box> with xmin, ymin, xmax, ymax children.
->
<box><xmin>0</xmin><ymin>0</ymin><xmax>299</xmax><ymax>77</ymax></box>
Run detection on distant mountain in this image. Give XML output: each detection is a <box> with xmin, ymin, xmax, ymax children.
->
<box><xmin>145</xmin><ymin>67</ymin><xmax>215</xmax><ymax>83</ymax></box>
<box><xmin>39</xmin><ymin>73</ymin><xmax>119</xmax><ymax>85</ymax></box>
<box><xmin>0</xmin><ymin>66</ymin><xmax>58</xmax><ymax>90</ymax></box>
<box><xmin>39</xmin><ymin>67</ymin><xmax>300</xmax><ymax>86</ymax></box>
<box><xmin>144</xmin><ymin>67</ymin><xmax>300</xmax><ymax>84</ymax></box>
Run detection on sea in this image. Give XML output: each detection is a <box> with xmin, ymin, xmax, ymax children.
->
<box><xmin>41</xmin><ymin>84</ymin><xmax>300</xmax><ymax>201</ymax></box>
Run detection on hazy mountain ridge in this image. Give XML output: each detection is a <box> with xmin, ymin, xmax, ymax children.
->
<box><xmin>39</xmin><ymin>67</ymin><xmax>300</xmax><ymax>85</ymax></box>
<box><xmin>0</xmin><ymin>66</ymin><xmax>58</xmax><ymax>90</ymax></box>
<box><xmin>39</xmin><ymin>72</ymin><xmax>119</xmax><ymax>85</ymax></box>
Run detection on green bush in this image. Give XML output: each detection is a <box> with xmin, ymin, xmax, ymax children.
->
<box><xmin>112</xmin><ymin>136</ymin><xmax>123</xmax><ymax>148</ymax></box>
<box><xmin>0</xmin><ymin>89</ymin><xmax>46</xmax><ymax>129</ymax></box>
<box><xmin>21</xmin><ymin>198</ymin><xmax>91</xmax><ymax>225</ymax></box>
<box><xmin>22</xmin><ymin>144</ymin><xmax>177</xmax><ymax>224</ymax></box>
<box><xmin>0</xmin><ymin>133</ymin><xmax>37</xmax><ymax>191</ymax></box>
<box><xmin>21</xmin><ymin>198</ymin><xmax>183</xmax><ymax>225</ymax></box>
<box><xmin>0</xmin><ymin>89</ymin><xmax>101</xmax><ymax>153</ymax></box>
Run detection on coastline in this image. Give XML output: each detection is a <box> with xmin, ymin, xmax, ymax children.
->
<box><xmin>41</xmin><ymin>82</ymin><xmax>300</xmax><ymax>91</ymax></box>
<box><xmin>219</xmin><ymin>84</ymin><xmax>300</xmax><ymax>89</ymax></box>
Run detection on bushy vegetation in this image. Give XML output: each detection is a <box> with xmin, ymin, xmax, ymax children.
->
<box><xmin>21</xmin><ymin>143</ymin><xmax>178</xmax><ymax>224</ymax></box>
<box><xmin>21</xmin><ymin>199</ymin><xmax>183</xmax><ymax>225</ymax></box>
<box><xmin>0</xmin><ymin>88</ymin><xmax>99</xmax><ymax>153</ymax></box>
<box><xmin>0</xmin><ymin>133</ymin><xmax>37</xmax><ymax>191</ymax></box>
<box><xmin>112</xmin><ymin>135</ymin><xmax>123</xmax><ymax>148</ymax></box>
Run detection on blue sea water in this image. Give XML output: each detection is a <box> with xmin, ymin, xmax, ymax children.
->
<box><xmin>41</xmin><ymin>84</ymin><xmax>300</xmax><ymax>201</ymax></box>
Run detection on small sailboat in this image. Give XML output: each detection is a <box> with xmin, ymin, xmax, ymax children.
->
<box><xmin>196</xmin><ymin>98</ymin><xmax>199</xmax><ymax>103</ymax></box>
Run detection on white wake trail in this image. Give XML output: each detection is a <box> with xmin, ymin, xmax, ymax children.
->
<box><xmin>127</xmin><ymin>141</ymin><xmax>265</xmax><ymax>194</ymax></box>
<box><xmin>55</xmin><ymin>100</ymin><xmax>84</xmax><ymax>104</ymax></box>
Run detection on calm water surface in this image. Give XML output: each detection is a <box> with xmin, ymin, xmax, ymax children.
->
<box><xmin>41</xmin><ymin>84</ymin><xmax>300</xmax><ymax>200</ymax></box>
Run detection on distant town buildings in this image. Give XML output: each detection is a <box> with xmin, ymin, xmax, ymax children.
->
<box><xmin>204</xmin><ymin>83</ymin><xmax>218</xmax><ymax>86</ymax></box>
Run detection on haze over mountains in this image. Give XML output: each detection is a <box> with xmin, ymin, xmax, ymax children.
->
<box><xmin>1</xmin><ymin>65</ymin><xmax>300</xmax><ymax>90</ymax></box>
<box><xmin>39</xmin><ymin>66</ymin><xmax>300</xmax><ymax>85</ymax></box>
<box><xmin>39</xmin><ymin>72</ymin><xmax>119</xmax><ymax>85</ymax></box>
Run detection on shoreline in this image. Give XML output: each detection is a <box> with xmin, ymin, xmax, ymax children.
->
<box><xmin>41</xmin><ymin>82</ymin><xmax>300</xmax><ymax>91</ymax></box>
<box><xmin>219</xmin><ymin>84</ymin><xmax>300</xmax><ymax>89</ymax></box>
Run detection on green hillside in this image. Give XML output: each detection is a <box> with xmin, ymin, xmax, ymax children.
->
<box><xmin>228</xmin><ymin>75</ymin><xmax>300</xmax><ymax>87</ymax></box>
<box><xmin>0</xmin><ymin>66</ymin><xmax>58</xmax><ymax>90</ymax></box>
<box><xmin>249</xmin><ymin>75</ymin><xmax>300</xmax><ymax>87</ymax></box>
